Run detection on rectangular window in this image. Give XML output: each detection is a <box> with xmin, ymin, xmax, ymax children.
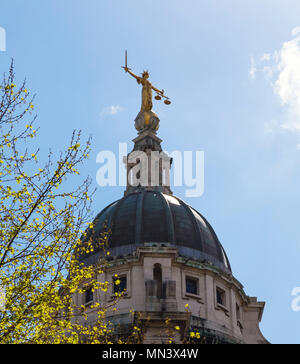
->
<box><xmin>216</xmin><ymin>287</ymin><xmax>226</xmax><ymax>306</ymax></box>
<box><xmin>236</xmin><ymin>303</ymin><xmax>241</xmax><ymax>320</ymax></box>
<box><xmin>186</xmin><ymin>277</ymin><xmax>198</xmax><ymax>295</ymax></box>
<box><xmin>85</xmin><ymin>287</ymin><xmax>93</xmax><ymax>303</ymax></box>
<box><xmin>114</xmin><ymin>276</ymin><xmax>127</xmax><ymax>293</ymax></box>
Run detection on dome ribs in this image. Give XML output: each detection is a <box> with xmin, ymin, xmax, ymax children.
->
<box><xmin>135</xmin><ymin>190</ymin><xmax>146</xmax><ymax>245</ymax></box>
<box><xmin>175</xmin><ymin>196</ymin><xmax>204</xmax><ymax>253</ymax></box>
<box><xmin>157</xmin><ymin>192</ymin><xmax>175</xmax><ymax>243</ymax></box>
<box><xmin>80</xmin><ymin>191</ymin><xmax>232</xmax><ymax>274</ymax></box>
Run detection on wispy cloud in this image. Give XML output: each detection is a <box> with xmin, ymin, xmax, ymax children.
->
<box><xmin>274</xmin><ymin>28</ymin><xmax>300</xmax><ymax>131</ymax></box>
<box><xmin>251</xmin><ymin>27</ymin><xmax>300</xmax><ymax>136</ymax></box>
<box><xmin>249</xmin><ymin>55</ymin><xmax>257</xmax><ymax>79</ymax></box>
<box><xmin>261</xmin><ymin>53</ymin><xmax>271</xmax><ymax>62</ymax></box>
<box><xmin>100</xmin><ymin>105</ymin><xmax>123</xmax><ymax>116</ymax></box>
<box><xmin>264</xmin><ymin>119</ymin><xmax>281</xmax><ymax>134</ymax></box>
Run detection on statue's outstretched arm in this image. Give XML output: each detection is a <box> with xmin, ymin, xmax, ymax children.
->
<box><xmin>152</xmin><ymin>84</ymin><xmax>164</xmax><ymax>95</ymax></box>
<box><xmin>124</xmin><ymin>67</ymin><xmax>141</xmax><ymax>83</ymax></box>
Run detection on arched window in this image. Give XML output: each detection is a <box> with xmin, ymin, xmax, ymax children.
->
<box><xmin>153</xmin><ymin>263</ymin><xmax>162</xmax><ymax>299</ymax></box>
<box><xmin>85</xmin><ymin>287</ymin><xmax>93</xmax><ymax>304</ymax></box>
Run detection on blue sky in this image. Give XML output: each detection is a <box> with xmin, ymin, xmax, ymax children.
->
<box><xmin>1</xmin><ymin>0</ymin><xmax>300</xmax><ymax>343</ymax></box>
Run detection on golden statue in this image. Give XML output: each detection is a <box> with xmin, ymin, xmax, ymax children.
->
<box><xmin>122</xmin><ymin>51</ymin><xmax>171</xmax><ymax>114</ymax></box>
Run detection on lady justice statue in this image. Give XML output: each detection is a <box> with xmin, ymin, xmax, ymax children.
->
<box><xmin>122</xmin><ymin>50</ymin><xmax>171</xmax><ymax>133</ymax></box>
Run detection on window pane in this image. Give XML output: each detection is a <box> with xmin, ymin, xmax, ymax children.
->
<box><xmin>114</xmin><ymin>276</ymin><xmax>127</xmax><ymax>293</ymax></box>
<box><xmin>216</xmin><ymin>288</ymin><xmax>225</xmax><ymax>306</ymax></box>
<box><xmin>85</xmin><ymin>288</ymin><xmax>93</xmax><ymax>303</ymax></box>
<box><xmin>186</xmin><ymin>278</ymin><xmax>198</xmax><ymax>295</ymax></box>
<box><xmin>236</xmin><ymin>303</ymin><xmax>240</xmax><ymax>320</ymax></box>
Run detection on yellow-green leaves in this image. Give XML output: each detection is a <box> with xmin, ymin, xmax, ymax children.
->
<box><xmin>69</xmin><ymin>143</ymin><xmax>80</xmax><ymax>151</ymax></box>
<box><xmin>0</xmin><ymin>61</ymin><xmax>97</xmax><ymax>344</ymax></box>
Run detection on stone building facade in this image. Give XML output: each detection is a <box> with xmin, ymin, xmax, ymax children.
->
<box><xmin>75</xmin><ymin>96</ymin><xmax>269</xmax><ymax>344</ymax></box>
